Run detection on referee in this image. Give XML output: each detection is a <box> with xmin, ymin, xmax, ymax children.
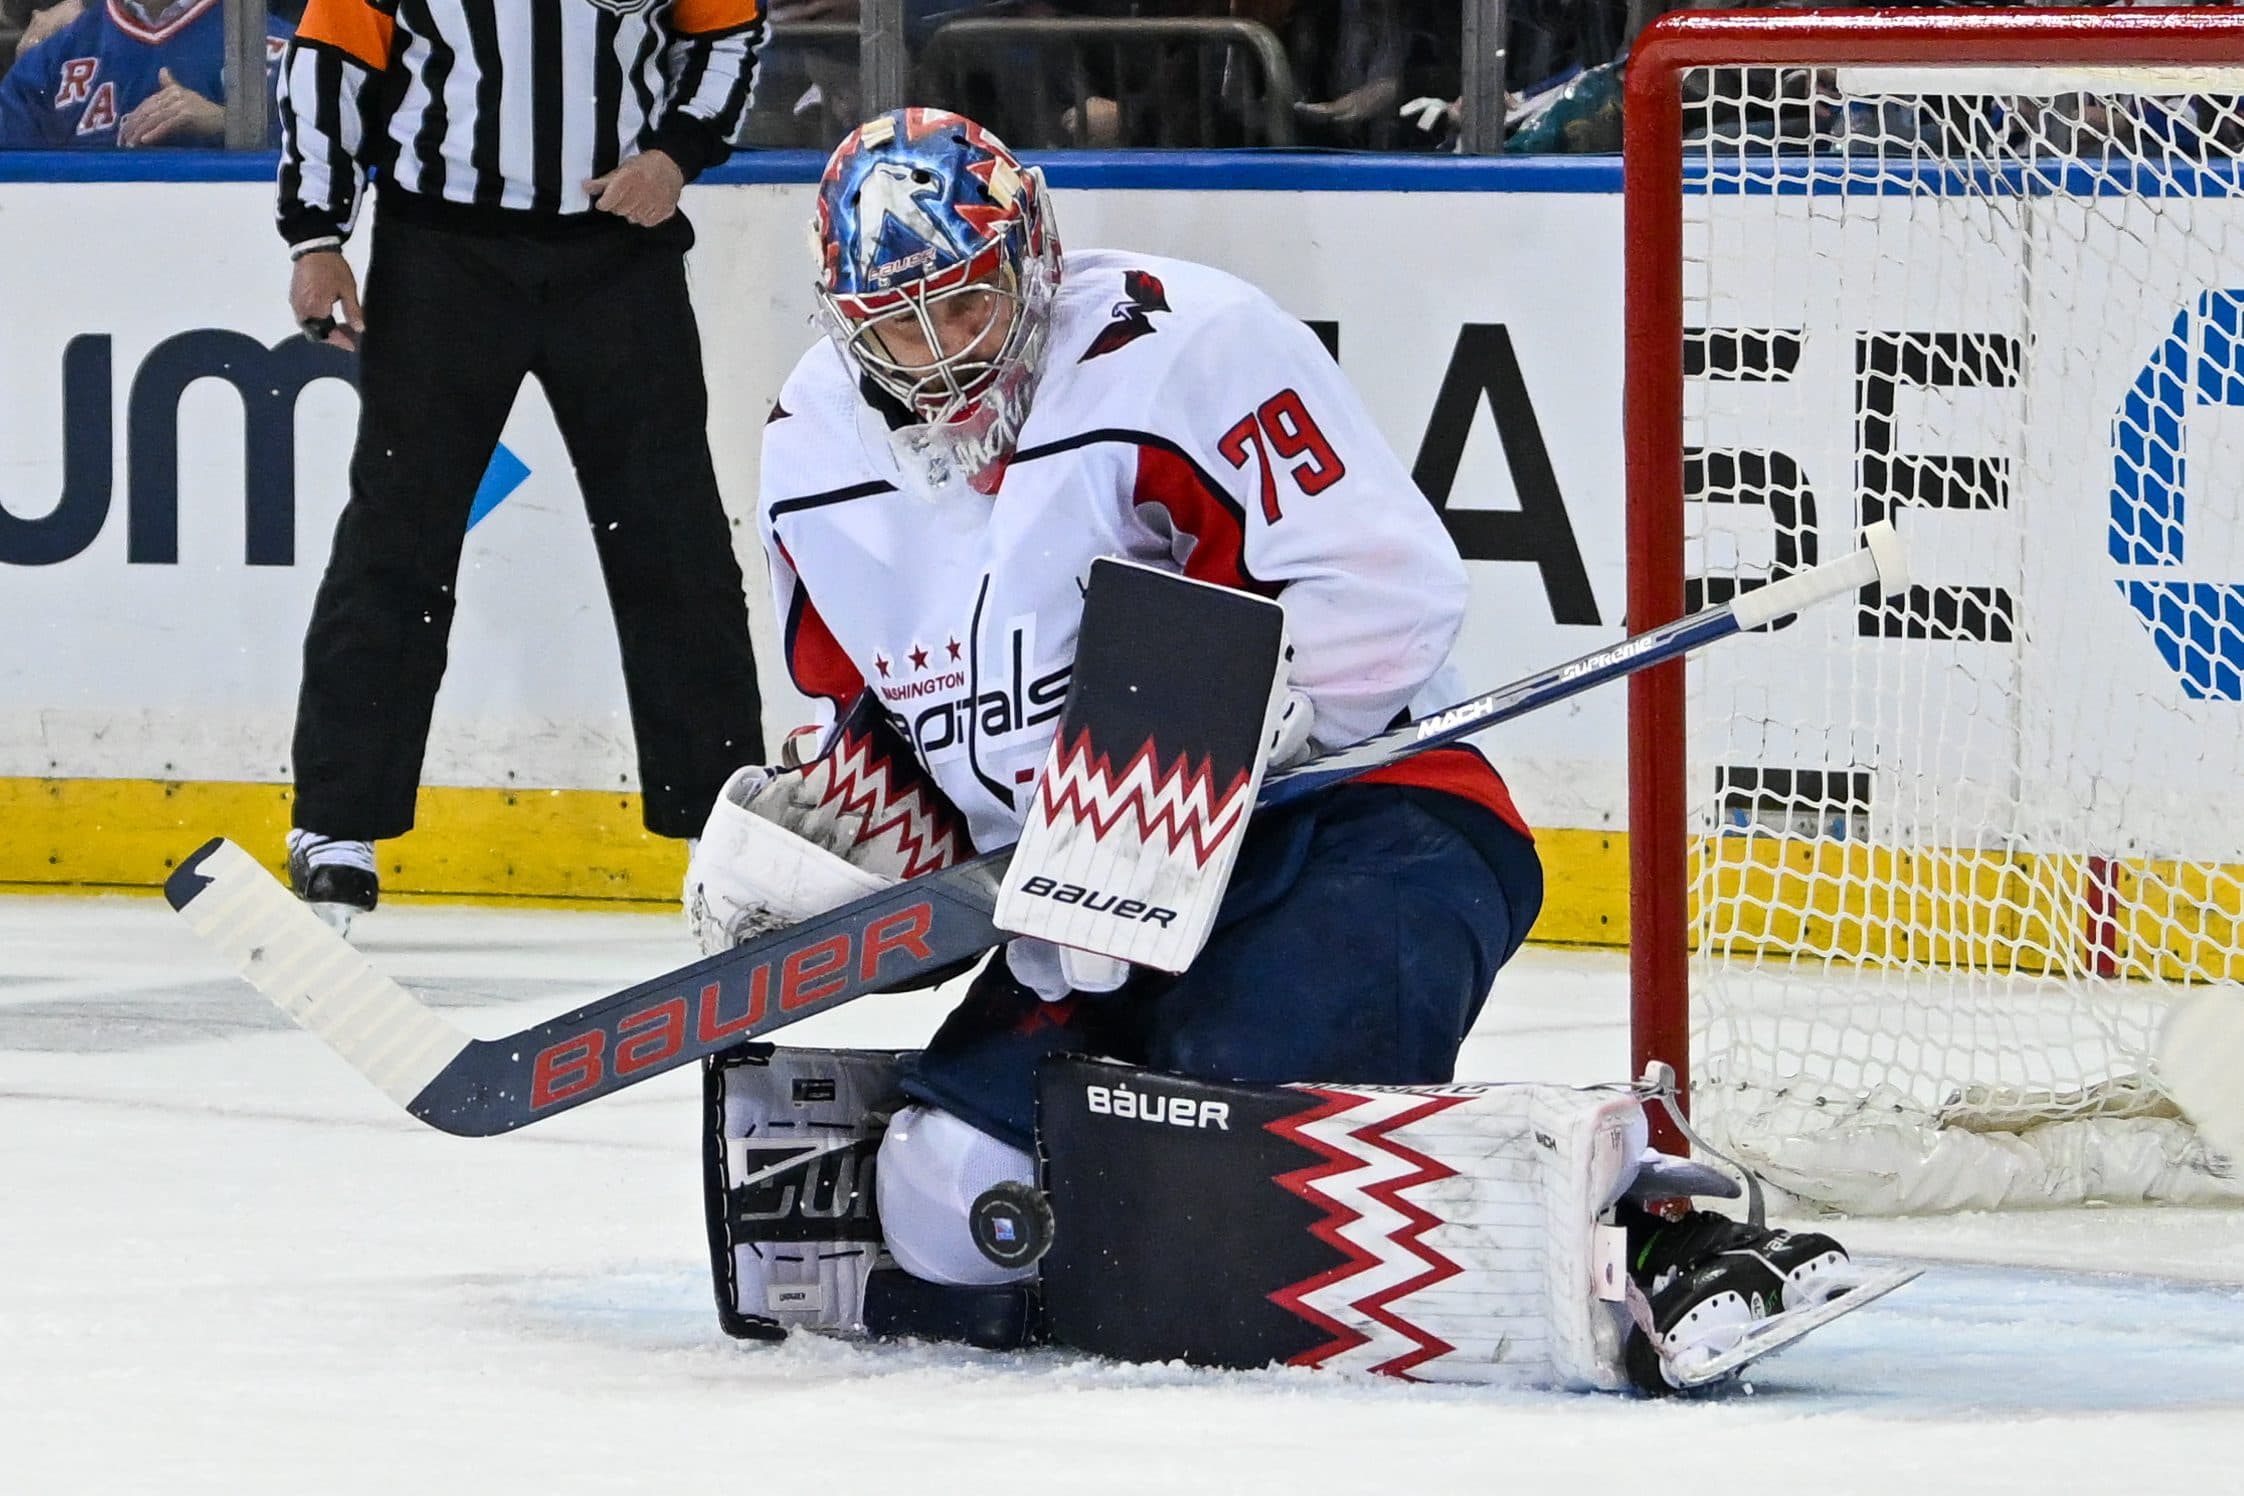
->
<box><xmin>275</xmin><ymin>0</ymin><xmax>769</xmax><ymax>927</ymax></box>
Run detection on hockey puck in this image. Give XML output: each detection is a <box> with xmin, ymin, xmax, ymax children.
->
<box><xmin>969</xmin><ymin>1181</ymin><xmax>1055</xmax><ymax>1271</ymax></box>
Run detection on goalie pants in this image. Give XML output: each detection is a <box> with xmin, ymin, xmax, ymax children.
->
<box><xmin>901</xmin><ymin>782</ymin><xmax>1544</xmax><ymax>1148</ymax></box>
<box><xmin>290</xmin><ymin>198</ymin><xmax>765</xmax><ymax>841</ymax></box>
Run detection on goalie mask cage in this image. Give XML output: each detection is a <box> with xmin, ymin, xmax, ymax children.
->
<box><xmin>1625</xmin><ymin>8</ymin><xmax>2244</xmax><ymax>1213</ymax></box>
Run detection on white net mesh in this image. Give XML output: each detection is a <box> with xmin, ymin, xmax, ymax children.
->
<box><xmin>1681</xmin><ymin>61</ymin><xmax>2244</xmax><ymax>1212</ymax></box>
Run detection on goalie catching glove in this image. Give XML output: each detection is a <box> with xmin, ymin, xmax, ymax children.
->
<box><xmin>685</xmin><ymin>763</ymin><xmax>893</xmax><ymax>954</ymax></box>
<box><xmin>685</xmin><ymin>697</ymin><xmax>972</xmax><ymax>957</ymax></box>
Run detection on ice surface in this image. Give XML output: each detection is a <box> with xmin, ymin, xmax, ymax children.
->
<box><xmin>6</xmin><ymin>899</ymin><xmax>2242</xmax><ymax>1495</ymax></box>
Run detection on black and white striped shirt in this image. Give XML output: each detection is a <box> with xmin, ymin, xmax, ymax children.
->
<box><xmin>278</xmin><ymin>0</ymin><xmax>764</xmax><ymax>243</ymax></box>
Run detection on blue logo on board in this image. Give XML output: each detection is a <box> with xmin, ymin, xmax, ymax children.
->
<box><xmin>468</xmin><ymin>444</ymin><xmax>530</xmax><ymax>530</ymax></box>
<box><xmin>2112</xmin><ymin>289</ymin><xmax>2244</xmax><ymax>699</ymax></box>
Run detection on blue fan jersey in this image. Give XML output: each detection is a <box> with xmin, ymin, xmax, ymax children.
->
<box><xmin>0</xmin><ymin>0</ymin><xmax>290</xmax><ymax>149</ymax></box>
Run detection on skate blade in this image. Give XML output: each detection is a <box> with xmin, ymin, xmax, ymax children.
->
<box><xmin>1666</xmin><ymin>1265</ymin><xmax>1922</xmax><ymax>1390</ymax></box>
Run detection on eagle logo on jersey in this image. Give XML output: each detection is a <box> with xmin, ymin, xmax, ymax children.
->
<box><xmin>854</xmin><ymin>160</ymin><xmax>965</xmax><ymax>286</ymax></box>
<box><xmin>1080</xmin><ymin>270</ymin><xmax>1171</xmax><ymax>362</ymax></box>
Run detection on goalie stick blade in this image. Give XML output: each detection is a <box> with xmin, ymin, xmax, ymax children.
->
<box><xmin>2157</xmin><ymin>994</ymin><xmax>2244</xmax><ymax>1164</ymax></box>
<box><xmin>165</xmin><ymin>838</ymin><xmax>474</xmax><ymax>1110</ymax></box>
<box><xmin>164</xmin><ymin>836</ymin><xmax>226</xmax><ymax>911</ymax></box>
<box><xmin>1662</xmin><ymin>1266</ymin><xmax>1923</xmax><ymax>1391</ymax></box>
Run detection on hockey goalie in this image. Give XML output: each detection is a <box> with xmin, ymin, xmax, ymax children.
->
<box><xmin>683</xmin><ymin>109</ymin><xmax>1892</xmax><ymax>1394</ymax></box>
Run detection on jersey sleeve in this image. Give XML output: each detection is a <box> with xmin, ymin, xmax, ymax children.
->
<box><xmin>275</xmin><ymin>0</ymin><xmax>397</xmax><ymax>246</ymax></box>
<box><xmin>0</xmin><ymin>38</ymin><xmax>65</xmax><ymax>148</ymax></box>
<box><xmin>1140</xmin><ymin>293</ymin><xmax>1471</xmax><ymax>751</ymax></box>
<box><xmin>761</xmin><ymin>529</ymin><xmax>866</xmax><ymax>715</ymax></box>
<box><xmin>756</xmin><ymin>428</ymin><xmax>867</xmax><ymax>719</ymax></box>
<box><xmin>647</xmin><ymin>0</ymin><xmax>765</xmax><ymax>177</ymax></box>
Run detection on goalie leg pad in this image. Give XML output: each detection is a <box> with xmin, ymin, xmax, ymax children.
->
<box><xmin>1037</xmin><ymin>1059</ymin><xmax>1647</xmax><ymax>1390</ymax></box>
<box><xmin>703</xmin><ymin>1044</ymin><xmax>905</xmax><ymax>1339</ymax></box>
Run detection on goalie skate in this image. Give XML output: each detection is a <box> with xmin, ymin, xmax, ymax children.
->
<box><xmin>1625</xmin><ymin>1213</ymin><xmax>1920</xmax><ymax>1394</ymax></box>
<box><xmin>1644</xmin><ymin>1264</ymin><xmax>1920</xmax><ymax>1392</ymax></box>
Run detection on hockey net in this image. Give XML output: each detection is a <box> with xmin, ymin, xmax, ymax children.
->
<box><xmin>1626</xmin><ymin>9</ymin><xmax>2244</xmax><ymax>1214</ymax></box>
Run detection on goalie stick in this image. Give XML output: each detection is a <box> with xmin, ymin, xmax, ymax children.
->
<box><xmin>167</xmin><ymin>522</ymin><xmax>1909</xmax><ymax>1137</ymax></box>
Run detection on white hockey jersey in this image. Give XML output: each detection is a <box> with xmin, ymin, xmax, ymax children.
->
<box><xmin>758</xmin><ymin>249</ymin><xmax>1527</xmax><ymax>853</ymax></box>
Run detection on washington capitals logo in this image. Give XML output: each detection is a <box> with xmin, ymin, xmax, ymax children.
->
<box><xmin>1080</xmin><ymin>270</ymin><xmax>1170</xmax><ymax>362</ymax></box>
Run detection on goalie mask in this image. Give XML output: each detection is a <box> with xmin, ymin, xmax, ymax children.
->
<box><xmin>813</xmin><ymin>108</ymin><xmax>1063</xmax><ymax>494</ymax></box>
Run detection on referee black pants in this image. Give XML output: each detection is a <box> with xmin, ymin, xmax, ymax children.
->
<box><xmin>292</xmin><ymin>203</ymin><xmax>764</xmax><ymax>842</ymax></box>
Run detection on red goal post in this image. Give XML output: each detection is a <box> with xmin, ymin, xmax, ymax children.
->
<box><xmin>1621</xmin><ymin>7</ymin><xmax>2244</xmax><ymax>1179</ymax></box>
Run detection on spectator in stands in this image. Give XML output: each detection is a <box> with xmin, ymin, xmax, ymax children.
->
<box><xmin>1499</xmin><ymin>0</ymin><xmax>1633</xmax><ymax>154</ymax></box>
<box><xmin>9</xmin><ymin>0</ymin><xmax>84</xmax><ymax>63</ymax></box>
<box><xmin>1022</xmin><ymin>0</ymin><xmax>1309</xmax><ymax>149</ymax></box>
<box><xmin>1287</xmin><ymin>0</ymin><xmax>1459</xmax><ymax>151</ymax></box>
<box><xmin>0</xmin><ymin>0</ymin><xmax>287</xmax><ymax>147</ymax></box>
<box><xmin>747</xmin><ymin>0</ymin><xmax>858</xmax><ymax>147</ymax></box>
<box><xmin>1278</xmin><ymin>0</ymin><xmax>1635</xmax><ymax>155</ymax></box>
<box><xmin>747</xmin><ymin>0</ymin><xmax>1014</xmax><ymax>149</ymax></box>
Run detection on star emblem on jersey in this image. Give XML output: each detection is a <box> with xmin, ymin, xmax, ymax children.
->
<box><xmin>875</xmin><ymin>654</ymin><xmax>891</xmax><ymax>678</ymax></box>
<box><xmin>909</xmin><ymin>644</ymin><xmax>931</xmax><ymax>672</ymax></box>
<box><xmin>946</xmin><ymin>637</ymin><xmax>962</xmax><ymax>661</ymax></box>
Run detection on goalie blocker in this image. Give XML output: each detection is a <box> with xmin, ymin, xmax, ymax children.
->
<box><xmin>995</xmin><ymin>558</ymin><xmax>1291</xmax><ymax>975</ymax></box>
<box><xmin>703</xmin><ymin>1047</ymin><xmax>1915</xmax><ymax>1391</ymax></box>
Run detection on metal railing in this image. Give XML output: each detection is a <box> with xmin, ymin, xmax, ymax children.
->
<box><xmin>917</xmin><ymin>17</ymin><xmax>1299</xmax><ymax>149</ymax></box>
<box><xmin>223</xmin><ymin>0</ymin><xmax>266</xmax><ymax>149</ymax></box>
<box><xmin>198</xmin><ymin>0</ymin><xmax>1556</xmax><ymax>158</ymax></box>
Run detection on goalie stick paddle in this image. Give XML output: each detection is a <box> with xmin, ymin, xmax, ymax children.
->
<box><xmin>167</xmin><ymin>522</ymin><xmax>1908</xmax><ymax>1137</ymax></box>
